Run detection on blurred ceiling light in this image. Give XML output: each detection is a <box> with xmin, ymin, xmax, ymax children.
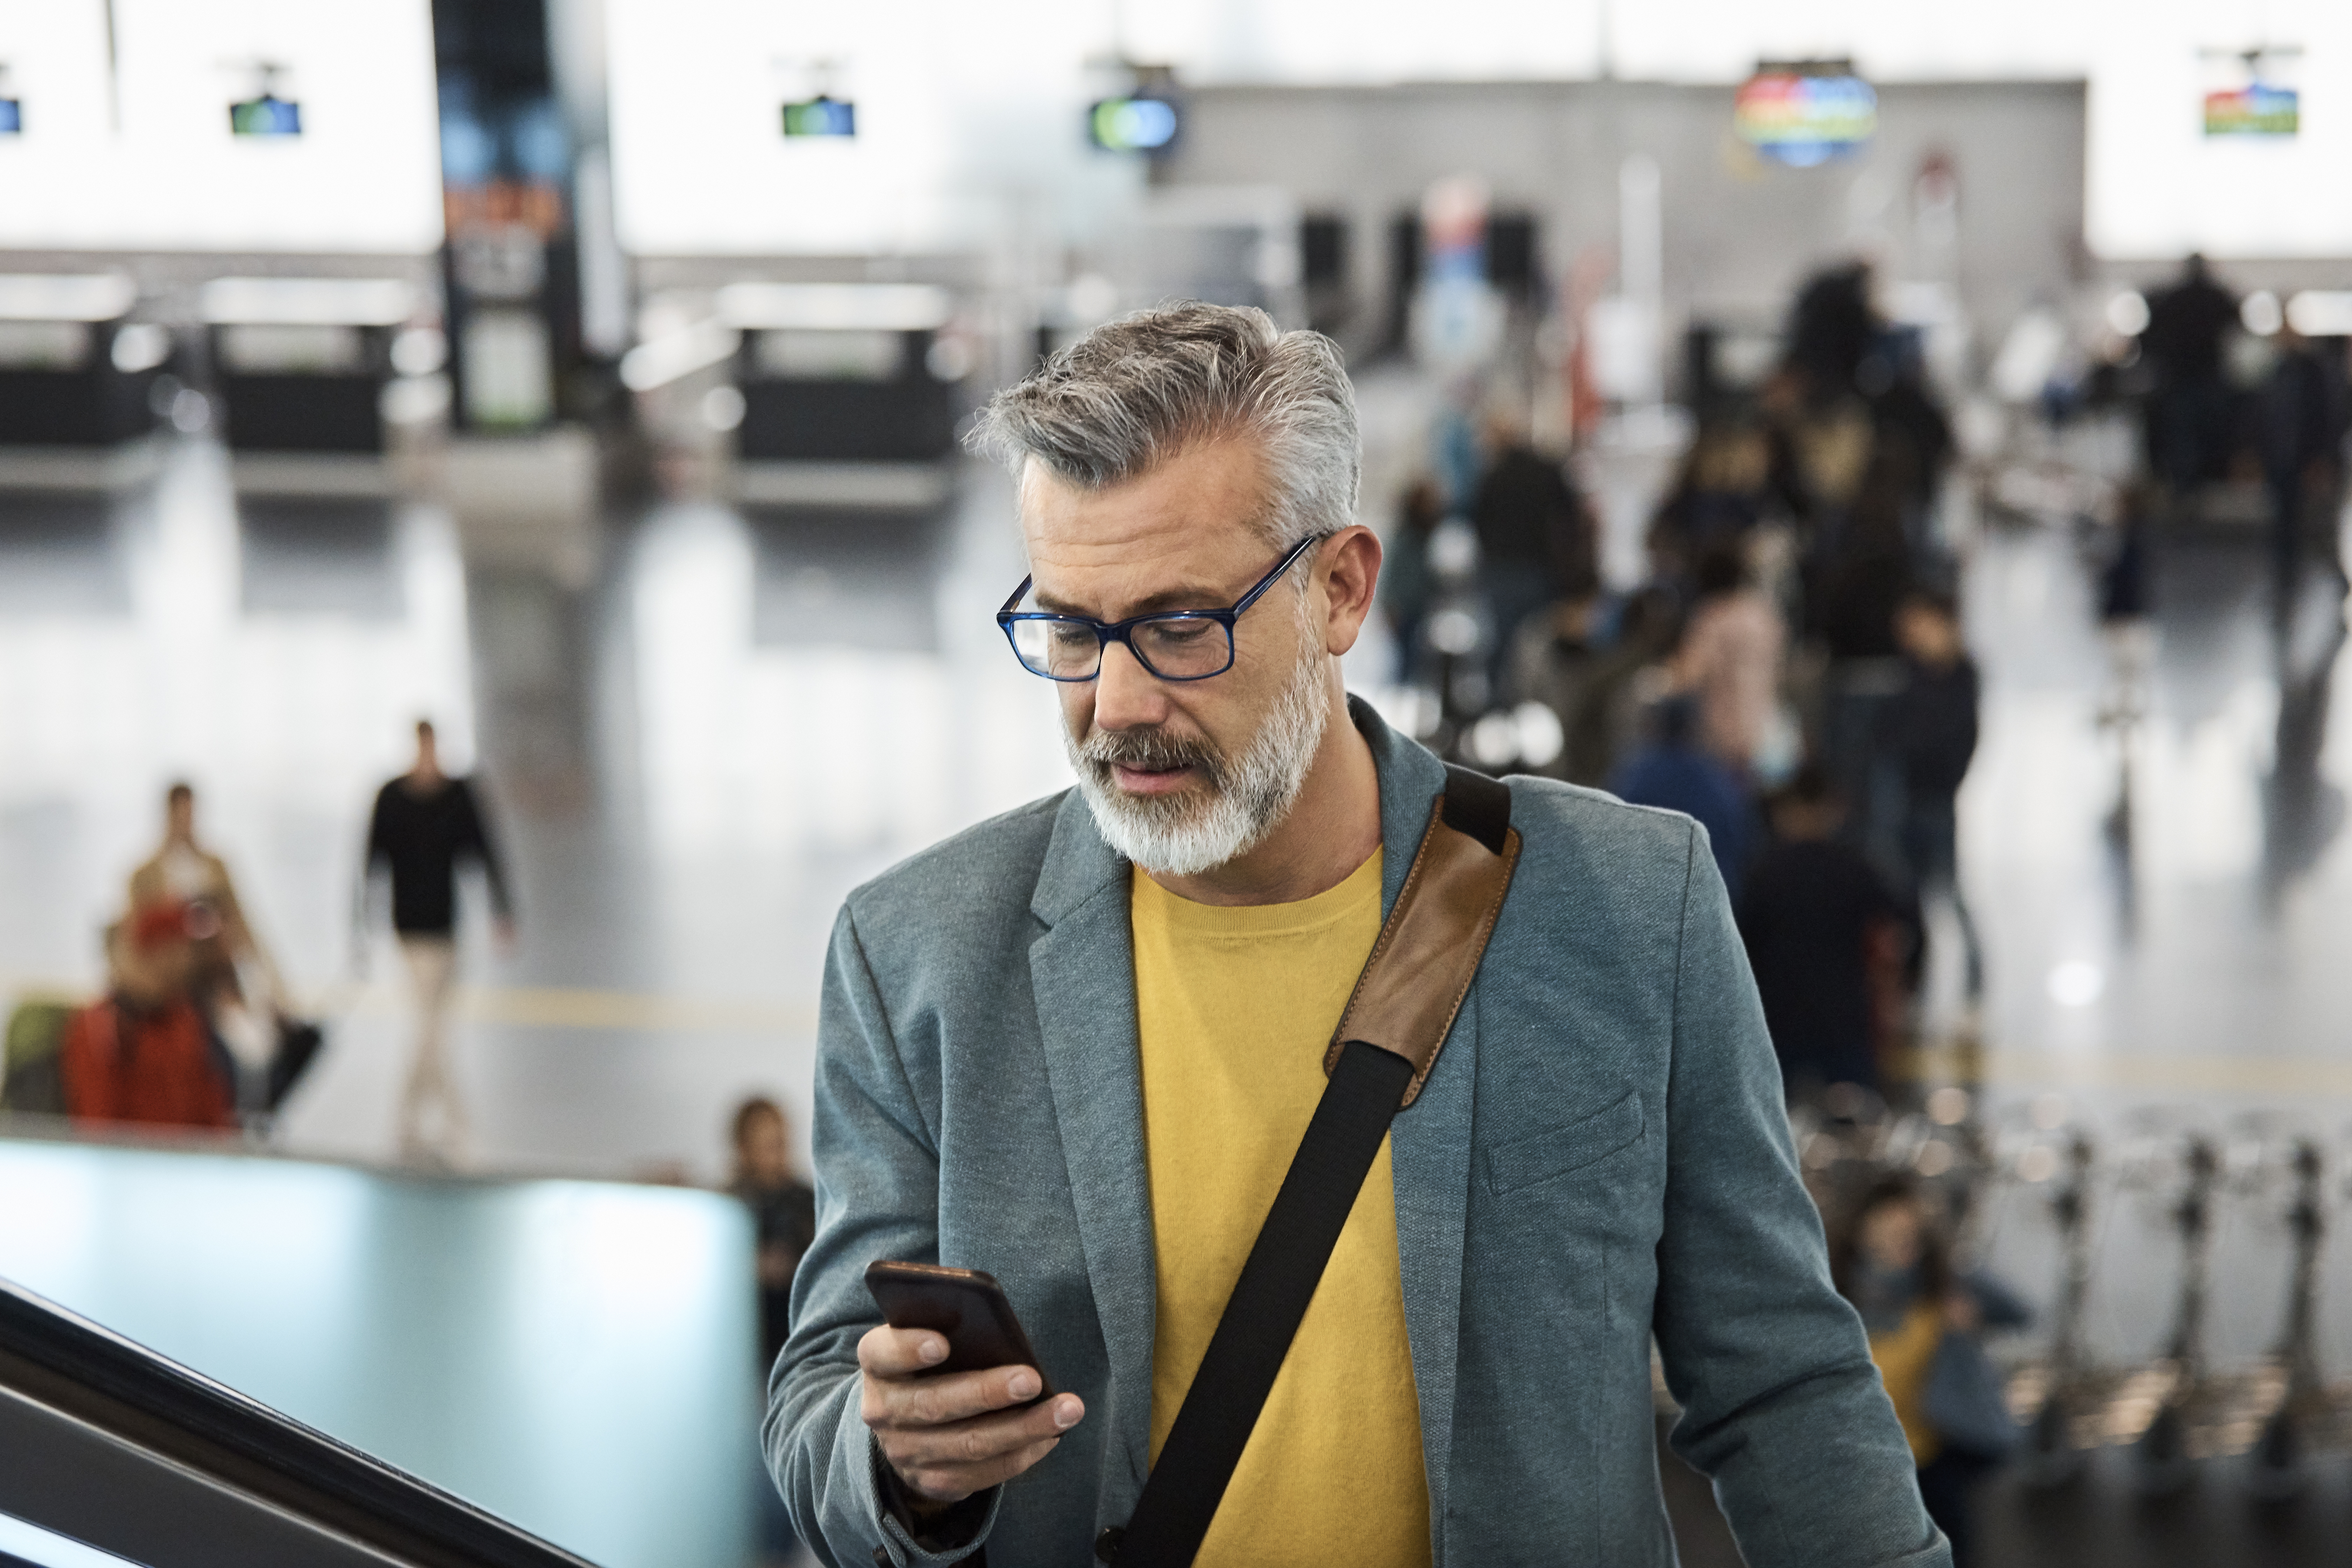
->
<box><xmin>2285</xmin><ymin>290</ymin><xmax>2352</xmax><ymax>337</ymax></box>
<box><xmin>713</xmin><ymin>282</ymin><xmax>951</xmax><ymax>332</ymax></box>
<box><xmin>2046</xmin><ymin>959</ymin><xmax>2105</xmax><ymax>1007</ymax></box>
<box><xmin>2104</xmin><ymin>289</ymin><xmax>2150</xmax><ymax>337</ymax></box>
<box><xmin>0</xmin><ymin>273</ymin><xmax>136</xmax><ymax>323</ymax></box>
<box><xmin>2241</xmin><ymin>289</ymin><xmax>2283</xmax><ymax>337</ymax></box>
<box><xmin>1468</xmin><ymin>712</ymin><xmax>1519</xmax><ymax>769</ymax></box>
<box><xmin>1065</xmin><ymin>273</ymin><xmax>1119</xmax><ymax>324</ymax></box>
<box><xmin>200</xmin><ymin>278</ymin><xmax>414</xmax><ymax>327</ymax></box>
<box><xmin>390</xmin><ymin>327</ymin><xmax>448</xmax><ymax>377</ymax></box>
<box><xmin>380</xmin><ymin>374</ymin><xmax>451</xmax><ymax>427</ymax></box>
<box><xmin>700</xmin><ymin>384</ymin><xmax>746</xmax><ymax>431</ymax></box>
<box><xmin>618</xmin><ymin>321</ymin><xmax>740</xmax><ymax>392</ymax></box>
<box><xmin>1990</xmin><ymin>308</ymin><xmax>2068</xmax><ymax>403</ymax></box>
<box><xmin>108</xmin><ymin>322</ymin><xmax>172</xmax><ymax>374</ymax></box>
<box><xmin>1511</xmin><ymin>700</ymin><xmax>1564</xmax><ymax>769</ymax></box>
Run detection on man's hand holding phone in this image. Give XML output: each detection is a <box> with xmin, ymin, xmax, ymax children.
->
<box><xmin>857</xmin><ymin>1324</ymin><xmax>1085</xmax><ymax>1509</ymax></box>
<box><xmin>860</xmin><ymin>1262</ymin><xmax>1083</xmax><ymax>1516</ymax></box>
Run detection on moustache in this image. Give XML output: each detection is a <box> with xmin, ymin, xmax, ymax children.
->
<box><xmin>1078</xmin><ymin>724</ymin><xmax>1225</xmax><ymax>782</ymax></box>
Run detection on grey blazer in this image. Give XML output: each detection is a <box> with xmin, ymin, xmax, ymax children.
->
<box><xmin>769</xmin><ymin>699</ymin><xmax>1947</xmax><ymax>1568</ymax></box>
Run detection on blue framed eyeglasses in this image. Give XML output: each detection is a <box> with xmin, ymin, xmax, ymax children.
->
<box><xmin>996</xmin><ymin>532</ymin><xmax>1328</xmax><ymax>682</ymax></box>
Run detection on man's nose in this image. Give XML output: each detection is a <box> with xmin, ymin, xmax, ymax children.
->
<box><xmin>1090</xmin><ymin>639</ymin><xmax>1169</xmax><ymax>732</ymax></box>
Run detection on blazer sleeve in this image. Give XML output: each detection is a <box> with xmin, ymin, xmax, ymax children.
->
<box><xmin>1651</xmin><ymin>822</ymin><xmax>1949</xmax><ymax>1568</ymax></box>
<box><xmin>765</xmin><ymin>904</ymin><xmax>1005</xmax><ymax>1568</ymax></box>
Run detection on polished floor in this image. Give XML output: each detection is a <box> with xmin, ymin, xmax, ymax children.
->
<box><xmin>5</xmin><ymin>402</ymin><xmax>2352</xmax><ymax>1560</ymax></box>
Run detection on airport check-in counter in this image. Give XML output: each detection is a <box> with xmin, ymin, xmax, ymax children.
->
<box><xmin>714</xmin><ymin>282</ymin><xmax>961</xmax><ymax>506</ymax></box>
<box><xmin>202</xmin><ymin>278</ymin><xmax>419</xmax><ymax>457</ymax></box>
<box><xmin>0</xmin><ymin>274</ymin><xmax>169</xmax><ymax>450</ymax></box>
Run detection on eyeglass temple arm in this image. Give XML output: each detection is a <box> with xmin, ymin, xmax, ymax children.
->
<box><xmin>998</xmin><ymin>576</ymin><xmax>1035</xmax><ymax>617</ymax></box>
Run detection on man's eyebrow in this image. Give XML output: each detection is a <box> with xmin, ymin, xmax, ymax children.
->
<box><xmin>1032</xmin><ymin>582</ymin><xmax>1232</xmax><ymax>618</ymax></box>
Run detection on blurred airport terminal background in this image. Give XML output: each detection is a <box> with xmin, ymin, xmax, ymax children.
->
<box><xmin>6</xmin><ymin>2</ymin><xmax>2352</xmax><ymax>1564</ymax></box>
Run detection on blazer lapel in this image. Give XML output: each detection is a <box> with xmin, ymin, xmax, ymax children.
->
<box><xmin>1354</xmin><ymin>696</ymin><xmax>1474</xmax><ymax>1550</ymax></box>
<box><xmin>1029</xmin><ymin>790</ymin><xmax>1157</xmax><ymax>1494</ymax></box>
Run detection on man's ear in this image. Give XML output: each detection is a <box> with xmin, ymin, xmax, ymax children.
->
<box><xmin>1318</xmin><ymin>525</ymin><xmax>1382</xmax><ymax>657</ymax></box>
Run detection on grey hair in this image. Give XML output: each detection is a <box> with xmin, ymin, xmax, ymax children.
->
<box><xmin>967</xmin><ymin>300</ymin><xmax>1359</xmax><ymax>554</ymax></box>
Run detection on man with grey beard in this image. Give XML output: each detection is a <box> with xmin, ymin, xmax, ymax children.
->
<box><xmin>766</xmin><ymin>302</ymin><xmax>1947</xmax><ymax>1568</ymax></box>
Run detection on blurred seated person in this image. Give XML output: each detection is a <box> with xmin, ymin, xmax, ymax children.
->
<box><xmin>1673</xmin><ymin>543</ymin><xmax>1785</xmax><ymax>777</ymax></box>
<box><xmin>1736</xmin><ymin>767</ymin><xmax>1916</xmax><ymax>1100</ymax></box>
<box><xmin>1471</xmin><ymin>408</ymin><xmax>1596</xmax><ymax>681</ymax></box>
<box><xmin>60</xmin><ymin>901</ymin><xmax>237</xmax><ymax>1130</ymax></box>
<box><xmin>1830</xmin><ymin>1176</ymin><xmax>2031</xmax><ymax>1568</ymax></box>
<box><xmin>130</xmin><ymin>781</ymin><xmax>284</xmax><ymax>1066</ymax></box>
<box><xmin>1608</xmin><ymin>692</ymin><xmax>1757</xmax><ymax>900</ymax></box>
<box><xmin>1379</xmin><ymin>477</ymin><xmax>1445</xmax><ymax>684</ymax></box>
<box><xmin>1883</xmin><ymin>591</ymin><xmax>1982</xmax><ymax>998</ymax></box>
<box><xmin>730</xmin><ymin>1095</ymin><xmax>818</xmax><ymax>1372</ymax></box>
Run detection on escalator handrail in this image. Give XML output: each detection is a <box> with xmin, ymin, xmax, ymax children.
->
<box><xmin>0</xmin><ymin>1276</ymin><xmax>601</xmax><ymax>1568</ymax></box>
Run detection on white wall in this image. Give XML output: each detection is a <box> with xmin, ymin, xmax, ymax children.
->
<box><xmin>604</xmin><ymin>0</ymin><xmax>1145</xmax><ymax>258</ymax></box>
<box><xmin>0</xmin><ymin>0</ymin><xmax>443</xmax><ymax>255</ymax></box>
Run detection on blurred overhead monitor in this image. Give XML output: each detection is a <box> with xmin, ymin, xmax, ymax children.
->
<box><xmin>2200</xmin><ymin>46</ymin><xmax>2300</xmax><ymax>138</ymax></box>
<box><xmin>1089</xmin><ymin>96</ymin><xmax>1178</xmax><ymax>152</ymax></box>
<box><xmin>1732</xmin><ymin>62</ymin><xmax>1876</xmax><ymax>167</ymax></box>
<box><xmin>227</xmin><ymin>59</ymin><xmax>301</xmax><ymax>137</ymax></box>
<box><xmin>781</xmin><ymin>96</ymin><xmax>855</xmax><ymax>138</ymax></box>
<box><xmin>2204</xmin><ymin>80</ymin><xmax>2297</xmax><ymax>136</ymax></box>
<box><xmin>228</xmin><ymin>93</ymin><xmax>300</xmax><ymax>137</ymax></box>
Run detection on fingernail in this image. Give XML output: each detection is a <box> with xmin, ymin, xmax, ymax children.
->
<box><xmin>918</xmin><ymin>1337</ymin><xmax>945</xmax><ymax>1365</ymax></box>
<box><xmin>1054</xmin><ymin>1398</ymin><xmax>1080</xmax><ymax>1429</ymax></box>
<box><xmin>1008</xmin><ymin>1370</ymin><xmax>1041</xmax><ymax>1400</ymax></box>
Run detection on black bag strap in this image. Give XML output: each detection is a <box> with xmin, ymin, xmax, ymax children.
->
<box><xmin>1096</xmin><ymin>766</ymin><xmax>1519</xmax><ymax>1568</ymax></box>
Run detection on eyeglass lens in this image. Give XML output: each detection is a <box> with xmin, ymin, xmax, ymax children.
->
<box><xmin>1008</xmin><ymin>615</ymin><xmax>1232</xmax><ymax>680</ymax></box>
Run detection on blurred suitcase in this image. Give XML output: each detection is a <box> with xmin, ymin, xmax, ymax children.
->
<box><xmin>265</xmin><ymin>1016</ymin><xmax>326</xmax><ymax>1112</ymax></box>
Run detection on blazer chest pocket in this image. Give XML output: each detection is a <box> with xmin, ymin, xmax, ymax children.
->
<box><xmin>1484</xmin><ymin>1090</ymin><xmax>1645</xmax><ymax>1196</ymax></box>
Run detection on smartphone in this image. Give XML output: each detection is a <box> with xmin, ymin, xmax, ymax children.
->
<box><xmin>864</xmin><ymin>1261</ymin><xmax>1051</xmax><ymax>1401</ymax></box>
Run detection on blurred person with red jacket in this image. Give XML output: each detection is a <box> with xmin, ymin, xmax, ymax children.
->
<box><xmin>59</xmin><ymin>900</ymin><xmax>237</xmax><ymax>1130</ymax></box>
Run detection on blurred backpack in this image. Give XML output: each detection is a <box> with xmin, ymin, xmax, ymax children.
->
<box><xmin>1</xmin><ymin>998</ymin><xmax>76</xmax><ymax>1115</ymax></box>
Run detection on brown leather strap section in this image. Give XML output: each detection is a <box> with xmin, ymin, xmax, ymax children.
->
<box><xmin>1321</xmin><ymin>792</ymin><xmax>1520</xmax><ymax>1108</ymax></box>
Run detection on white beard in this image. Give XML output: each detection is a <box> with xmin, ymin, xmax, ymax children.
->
<box><xmin>1066</xmin><ymin>631</ymin><xmax>1332</xmax><ymax>878</ymax></box>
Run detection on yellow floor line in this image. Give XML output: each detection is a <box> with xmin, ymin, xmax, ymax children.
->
<box><xmin>4</xmin><ymin>974</ymin><xmax>2348</xmax><ymax>1089</ymax></box>
<box><xmin>5</xmin><ymin>975</ymin><xmax>816</xmax><ymax>1038</ymax></box>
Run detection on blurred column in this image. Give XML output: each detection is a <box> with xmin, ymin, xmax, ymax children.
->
<box><xmin>431</xmin><ymin>0</ymin><xmax>578</xmax><ymax>434</ymax></box>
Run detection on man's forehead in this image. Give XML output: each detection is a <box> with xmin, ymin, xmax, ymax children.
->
<box><xmin>1017</xmin><ymin>442</ymin><xmax>1272</xmax><ymax>607</ymax></box>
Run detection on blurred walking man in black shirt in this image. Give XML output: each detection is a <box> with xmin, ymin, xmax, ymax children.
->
<box><xmin>359</xmin><ymin>720</ymin><xmax>513</xmax><ymax>1165</ymax></box>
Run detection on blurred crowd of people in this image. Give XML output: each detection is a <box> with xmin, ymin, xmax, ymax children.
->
<box><xmin>1389</xmin><ymin>260</ymin><xmax>1983</xmax><ymax>1104</ymax></box>
<box><xmin>0</xmin><ymin>720</ymin><xmax>516</xmax><ymax>1167</ymax></box>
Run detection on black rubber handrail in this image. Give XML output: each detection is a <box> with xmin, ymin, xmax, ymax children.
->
<box><xmin>0</xmin><ymin>1276</ymin><xmax>600</xmax><ymax>1568</ymax></box>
